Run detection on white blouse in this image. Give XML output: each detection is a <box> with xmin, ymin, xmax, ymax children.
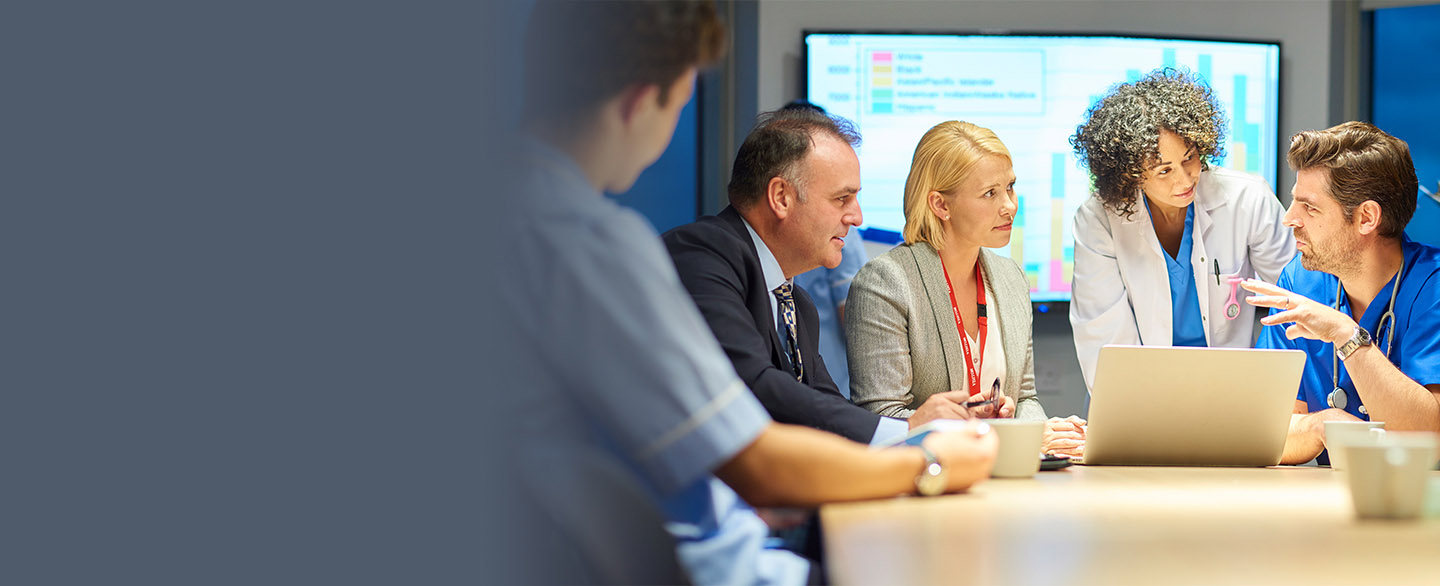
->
<box><xmin>964</xmin><ymin>274</ymin><xmax>1007</xmax><ymax>397</ymax></box>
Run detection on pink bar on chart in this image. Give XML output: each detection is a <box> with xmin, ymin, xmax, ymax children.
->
<box><xmin>1049</xmin><ymin>259</ymin><xmax>1069</xmax><ymax>292</ymax></box>
<box><xmin>872</xmin><ymin>51</ymin><xmax>893</xmax><ymax>62</ymax></box>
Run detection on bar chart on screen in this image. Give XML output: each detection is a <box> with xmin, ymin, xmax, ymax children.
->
<box><xmin>808</xmin><ymin>33</ymin><xmax>1280</xmax><ymax>301</ymax></box>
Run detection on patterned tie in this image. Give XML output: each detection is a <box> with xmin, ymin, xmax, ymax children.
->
<box><xmin>773</xmin><ymin>282</ymin><xmax>804</xmax><ymax>381</ymax></box>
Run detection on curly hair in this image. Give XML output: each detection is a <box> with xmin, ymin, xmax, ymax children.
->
<box><xmin>1069</xmin><ymin>68</ymin><xmax>1228</xmax><ymax>220</ymax></box>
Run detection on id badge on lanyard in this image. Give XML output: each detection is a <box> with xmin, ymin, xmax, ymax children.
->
<box><xmin>940</xmin><ymin>258</ymin><xmax>988</xmax><ymax>395</ymax></box>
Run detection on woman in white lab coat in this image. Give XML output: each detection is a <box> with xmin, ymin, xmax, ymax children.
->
<box><xmin>1068</xmin><ymin>69</ymin><xmax>1296</xmax><ymax>391</ymax></box>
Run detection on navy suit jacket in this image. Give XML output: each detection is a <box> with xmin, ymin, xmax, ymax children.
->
<box><xmin>663</xmin><ymin>206</ymin><xmax>881</xmax><ymax>443</ymax></box>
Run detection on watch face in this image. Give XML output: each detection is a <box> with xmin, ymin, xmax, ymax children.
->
<box><xmin>1340</xmin><ymin>327</ymin><xmax>1373</xmax><ymax>359</ymax></box>
<box><xmin>917</xmin><ymin>462</ymin><xmax>947</xmax><ymax>496</ymax></box>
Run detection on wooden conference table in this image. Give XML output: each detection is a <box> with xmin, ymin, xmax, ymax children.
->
<box><xmin>821</xmin><ymin>465</ymin><xmax>1440</xmax><ymax>585</ymax></box>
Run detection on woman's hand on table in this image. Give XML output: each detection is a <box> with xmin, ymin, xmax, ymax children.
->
<box><xmin>1043</xmin><ymin>416</ymin><xmax>1087</xmax><ymax>458</ymax></box>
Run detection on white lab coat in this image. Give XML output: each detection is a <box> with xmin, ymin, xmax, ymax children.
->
<box><xmin>1069</xmin><ymin>167</ymin><xmax>1296</xmax><ymax>390</ymax></box>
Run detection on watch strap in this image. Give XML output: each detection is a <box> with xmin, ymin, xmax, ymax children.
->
<box><xmin>1337</xmin><ymin>326</ymin><xmax>1372</xmax><ymax>361</ymax></box>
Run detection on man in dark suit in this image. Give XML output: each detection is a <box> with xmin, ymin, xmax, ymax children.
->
<box><xmin>664</xmin><ymin>108</ymin><xmax>976</xmax><ymax>444</ymax></box>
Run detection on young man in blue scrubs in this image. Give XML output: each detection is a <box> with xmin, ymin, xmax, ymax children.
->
<box><xmin>1241</xmin><ymin>122</ymin><xmax>1440</xmax><ymax>465</ymax></box>
<box><xmin>492</xmin><ymin>2</ymin><xmax>998</xmax><ymax>582</ymax></box>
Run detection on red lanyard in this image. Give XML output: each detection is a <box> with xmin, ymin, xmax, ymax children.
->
<box><xmin>939</xmin><ymin>258</ymin><xmax>987</xmax><ymax>395</ymax></box>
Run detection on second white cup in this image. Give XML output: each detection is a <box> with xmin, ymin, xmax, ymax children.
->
<box><xmin>1325</xmin><ymin>420</ymin><xmax>1386</xmax><ymax>471</ymax></box>
<box><xmin>983</xmin><ymin>419</ymin><xmax>1045</xmax><ymax>478</ymax></box>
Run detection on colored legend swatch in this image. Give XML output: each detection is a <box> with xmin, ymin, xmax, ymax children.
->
<box><xmin>871</xmin><ymin>52</ymin><xmax>893</xmax><ymax>114</ymax></box>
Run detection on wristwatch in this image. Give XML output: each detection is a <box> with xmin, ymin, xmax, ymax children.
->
<box><xmin>915</xmin><ymin>444</ymin><xmax>947</xmax><ymax>496</ymax></box>
<box><xmin>1336</xmin><ymin>325</ymin><xmax>1373</xmax><ymax>361</ymax></box>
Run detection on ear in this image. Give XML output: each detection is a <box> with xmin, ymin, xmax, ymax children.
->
<box><xmin>766</xmin><ymin>176</ymin><xmax>796</xmax><ymax>219</ymax></box>
<box><xmin>616</xmin><ymin>83</ymin><xmax>661</xmax><ymax>125</ymax></box>
<box><xmin>927</xmin><ymin>190</ymin><xmax>950</xmax><ymax>222</ymax></box>
<box><xmin>1354</xmin><ymin>200</ymin><xmax>1384</xmax><ymax>236</ymax></box>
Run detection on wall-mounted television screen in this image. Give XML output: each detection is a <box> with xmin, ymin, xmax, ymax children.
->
<box><xmin>804</xmin><ymin>32</ymin><xmax>1281</xmax><ymax>302</ymax></box>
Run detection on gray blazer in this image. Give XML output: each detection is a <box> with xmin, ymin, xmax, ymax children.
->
<box><xmin>845</xmin><ymin>242</ymin><xmax>1045</xmax><ymax>421</ymax></box>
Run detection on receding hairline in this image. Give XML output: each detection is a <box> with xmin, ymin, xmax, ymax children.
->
<box><xmin>797</xmin><ymin>131</ymin><xmax>862</xmax><ymax>197</ymax></box>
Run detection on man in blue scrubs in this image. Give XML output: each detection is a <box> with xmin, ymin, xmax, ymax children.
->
<box><xmin>1242</xmin><ymin>121</ymin><xmax>1440</xmax><ymax>465</ymax></box>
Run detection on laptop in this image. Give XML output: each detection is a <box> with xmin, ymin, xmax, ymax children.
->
<box><xmin>1082</xmin><ymin>345</ymin><xmax>1306</xmax><ymax>467</ymax></box>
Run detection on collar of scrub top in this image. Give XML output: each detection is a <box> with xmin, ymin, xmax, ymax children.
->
<box><xmin>1328</xmin><ymin>262</ymin><xmax>1405</xmax><ymax>415</ymax></box>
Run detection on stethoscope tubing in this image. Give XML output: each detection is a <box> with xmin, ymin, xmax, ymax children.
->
<box><xmin>1328</xmin><ymin>262</ymin><xmax>1404</xmax><ymax>413</ymax></box>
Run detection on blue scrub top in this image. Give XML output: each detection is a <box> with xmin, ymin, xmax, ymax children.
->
<box><xmin>1152</xmin><ymin>201</ymin><xmax>1207</xmax><ymax>347</ymax></box>
<box><xmin>1257</xmin><ymin>235</ymin><xmax>1440</xmax><ymax>421</ymax></box>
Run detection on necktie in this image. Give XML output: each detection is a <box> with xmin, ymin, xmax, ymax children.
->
<box><xmin>773</xmin><ymin>282</ymin><xmax>804</xmax><ymax>381</ymax></box>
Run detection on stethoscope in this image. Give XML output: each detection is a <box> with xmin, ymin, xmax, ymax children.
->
<box><xmin>1328</xmin><ymin>263</ymin><xmax>1404</xmax><ymax>416</ymax></box>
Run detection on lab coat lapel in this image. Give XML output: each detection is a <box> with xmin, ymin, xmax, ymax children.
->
<box><xmin>1191</xmin><ymin>173</ymin><xmax>1225</xmax><ymax>344</ymax></box>
<box><xmin>1115</xmin><ymin>195</ymin><xmax>1171</xmax><ymax>347</ymax></box>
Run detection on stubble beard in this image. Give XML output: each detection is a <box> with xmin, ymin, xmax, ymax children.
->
<box><xmin>1297</xmin><ymin>233</ymin><xmax>1361</xmax><ymax>277</ymax></box>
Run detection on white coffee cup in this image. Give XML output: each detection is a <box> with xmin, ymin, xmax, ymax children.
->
<box><xmin>1324</xmin><ymin>420</ymin><xmax>1386</xmax><ymax>471</ymax></box>
<box><xmin>982</xmin><ymin>419</ymin><xmax>1044</xmax><ymax>478</ymax></box>
<box><xmin>1342</xmin><ymin>431</ymin><xmax>1439</xmax><ymax>520</ymax></box>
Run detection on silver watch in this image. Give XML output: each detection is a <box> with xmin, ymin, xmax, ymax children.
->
<box><xmin>1336</xmin><ymin>326</ymin><xmax>1372</xmax><ymax>361</ymax></box>
<box><xmin>915</xmin><ymin>445</ymin><xmax>947</xmax><ymax>496</ymax></box>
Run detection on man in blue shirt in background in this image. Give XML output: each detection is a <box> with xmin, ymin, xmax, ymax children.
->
<box><xmin>1242</xmin><ymin>121</ymin><xmax>1440</xmax><ymax>465</ymax></box>
<box><xmin>796</xmin><ymin>230</ymin><xmax>867</xmax><ymax>398</ymax></box>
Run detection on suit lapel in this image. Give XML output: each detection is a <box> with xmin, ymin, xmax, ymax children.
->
<box><xmin>912</xmin><ymin>243</ymin><xmax>966</xmax><ymax>392</ymax></box>
<box><xmin>718</xmin><ymin>206</ymin><xmax>792</xmax><ymax>375</ymax></box>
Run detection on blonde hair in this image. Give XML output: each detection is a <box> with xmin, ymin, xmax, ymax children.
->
<box><xmin>902</xmin><ymin>120</ymin><xmax>1012</xmax><ymax>251</ymax></box>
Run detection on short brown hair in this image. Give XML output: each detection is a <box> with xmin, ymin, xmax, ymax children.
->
<box><xmin>903</xmin><ymin>121</ymin><xmax>1012</xmax><ymax>252</ymax></box>
<box><xmin>523</xmin><ymin>0</ymin><xmax>726</xmax><ymax>126</ymax></box>
<box><xmin>1287</xmin><ymin>121</ymin><xmax>1417</xmax><ymax>239</ymax></box>
<box><xmin>727</xmin><ymin>108</ymin><xmax>861</xmax><ymax>210</ymax></box>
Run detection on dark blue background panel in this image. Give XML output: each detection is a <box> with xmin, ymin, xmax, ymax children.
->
<box><xmin>608</xmin><ymin>95</ymin><xmax>700</xmax><ymax>234</ymax></box>
<box><xmin>1373</xmin><ymin>3</ymin><xmax>1440</xmax><ymax>246</ymax></box>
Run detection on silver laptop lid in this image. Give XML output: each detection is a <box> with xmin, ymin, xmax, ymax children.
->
<box><xmin>1084</xmin><ymin>345</ymin><xmax>1306</xmax><ymax>467</ymax></box>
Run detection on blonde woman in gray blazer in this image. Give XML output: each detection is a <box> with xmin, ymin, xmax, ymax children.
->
<box><xmin>846</xmin><ymin>121</ymin><xmax>1086</xmax><ymax>457</ymax></box>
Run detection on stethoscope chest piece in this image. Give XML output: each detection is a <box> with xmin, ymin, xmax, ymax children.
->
<box><xmin>1327</xmin><ymin>387</ymin><xmax>1347</xmax><ymax>410</ymax></box>
<box><xmin>1328</xmin><ymin>387</ymin><xmax>1371</xmax><ymax>416</ymax></box>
